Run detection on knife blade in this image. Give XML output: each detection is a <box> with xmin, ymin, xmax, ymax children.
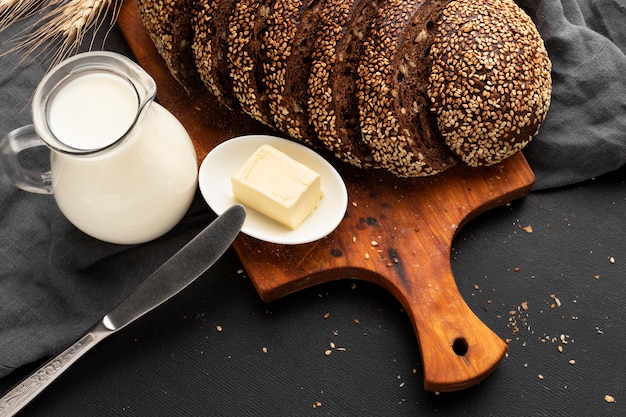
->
<box><xmin>0</xmin><ymin>204</ymin><xmax>246</xmax><ymax>417</ymax></box>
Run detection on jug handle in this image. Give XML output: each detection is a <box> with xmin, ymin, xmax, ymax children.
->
<box><xmin>0</xmin><ymin>125</ymin><xmax>52</xmax><ymax>194</ymax></box>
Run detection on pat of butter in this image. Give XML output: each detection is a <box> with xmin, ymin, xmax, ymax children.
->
<box><xmin>231</xmin><ymin>144</ymin><xmax>323</xmax><ymax>229</ymax></box>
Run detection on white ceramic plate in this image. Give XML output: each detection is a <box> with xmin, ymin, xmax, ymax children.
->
<box><xmin>199</xmin><ymin>135</ymin><xmax>348</xmax><ymax>245</ymax></box>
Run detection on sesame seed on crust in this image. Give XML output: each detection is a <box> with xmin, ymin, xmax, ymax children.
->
<box><xmin>137</xmin><ymin>0</ymin><xmax>176</xmax><ymax>75</ymax></box>
<box><xmin>138</xmin><ymin>0</ymin><xmax>199</xmax><ymax>89</ymax></box>
<box><xmin>192</xmin><ymin>0</ymin><xmax>243</xmax><ymax>110</ymax></box>
<box><xmin>428</xmin><ymin>0</ymin><xmax>552</xmax><ymax>167</ymax></box>
<box><xmin>263</xmin><ymin>0</ymin><xmax>311</xmax><ymax>141</ymax></box>
<box><xmin>357</xmin><ymin>0</ymin><xmax>456</xmax><ymax>177</ymax></box>
<box><xmin>266</xmin><ymin>0</ymin><xmax>324</xmax><ymax>147</ymax></box>
<box><xmin>309</xmin><ymin>0</ymin><xmax>380</xmax><ymax>168</ymax></box>
<box><xmin>227</xmin><ymin>0</ymin><xmax>274</xmax><ymax>125</ymax></box>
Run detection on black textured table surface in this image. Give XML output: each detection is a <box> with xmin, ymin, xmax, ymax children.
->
<box><xmin>2</xmin><ymin>167</ymin><xmax>624</xmax><ymax>416</ymax></box>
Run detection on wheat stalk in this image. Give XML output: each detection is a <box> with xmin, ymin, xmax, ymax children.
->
<box><xmin>1</xmin><ymin>0</ymin><xmax>121</xmax><ymax>68</ymax></box>
<box><xmin>0</xmin><ymin>0</ymin><xmax>39</xmax><ymax>28</ymax></box>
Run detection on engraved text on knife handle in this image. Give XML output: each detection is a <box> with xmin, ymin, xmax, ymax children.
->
<box><xmin>0</xmin><ymin>322</ymin><xmax>111</xmax><ymax>417</ymax></box>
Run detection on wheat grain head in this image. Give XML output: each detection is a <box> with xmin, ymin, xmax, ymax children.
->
<box><xmin>1</xmin><ymin>0</ymin><xmax>121</xmax><ymax>68</ymax></box>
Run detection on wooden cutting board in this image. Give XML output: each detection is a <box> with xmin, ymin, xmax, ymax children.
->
<box><xmin>118</xmin><ymin>0</ymin><xmax>535</xmax><ymax>392</ymax></box>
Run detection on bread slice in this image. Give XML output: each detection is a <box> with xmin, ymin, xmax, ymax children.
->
<box><xmin>308</xmin><ymin>0</ymin><xmax>380</xmax><ymax>168</ymax></box>
<box><xmin>428</xmin><ymin>0</ymin><xmax>552</xmax><ymax>166</ymax></box>
<box><xmin>267</xmin><ymin>0</ymin><xmax>322</xmax><ymax>145</ymax></box>
<box><xmin>138</xmin><ymin>0</ymin><xmax>199</xmax><ymax>90</ymax></box>
<box><xmin>227</xmin><ymin>0</ymin><xmax>276</xmax><ymax>126</ymax></box>
<box><xmin>193</xmin><ymin>0</ymin><xmax>242</xmax><ymax>110</ymax></box>
<box><xmin>358</xmin><ymin>0</ymin><xmax>456</xmax><ymax>177</ymax></box>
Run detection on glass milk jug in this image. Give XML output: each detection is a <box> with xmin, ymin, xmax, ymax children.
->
<box><xmin>0</xmin><ymin>51</ymin><xmax>198</xmax><ymax>244</ymax></box>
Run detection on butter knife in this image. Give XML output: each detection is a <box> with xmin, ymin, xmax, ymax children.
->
<box><xmin>0</xmin><ymin>204</ymin><xmax>246</xmax><ymax>417</ymax></box>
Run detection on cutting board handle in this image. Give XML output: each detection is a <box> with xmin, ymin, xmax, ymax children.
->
<box><xmin>386</xmin><ymin>260</ymin><xmax>507</xmax><ymax>392</ymax></box>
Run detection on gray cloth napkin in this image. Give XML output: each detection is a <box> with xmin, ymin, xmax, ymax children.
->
<box><xmin>0</xmin><ymin>12</ymin><xmax>213</xmax><ymax>379</ymax></box>
<box><xmin>0</xmin><ymin>0</ymin><xmax>625</xmax><ymax>379</ymax></box>
<box><xmin>519</xmin><ymin>0</ymin><xmax>626</xmax><ymax>189</ymax></box>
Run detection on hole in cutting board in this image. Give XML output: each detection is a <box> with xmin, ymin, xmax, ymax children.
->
<box><xmin>452</xmin><ymin>337</ymin><xmax>469</xmax><ymax>356</ymax></box>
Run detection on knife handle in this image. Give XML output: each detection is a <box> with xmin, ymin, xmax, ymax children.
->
<box><xmin>0</xmin><ymin>322</ymin><xmax>110</xmax><ymax>417</ymax></box>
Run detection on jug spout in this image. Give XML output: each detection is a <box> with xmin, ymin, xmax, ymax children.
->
<box><xmin>109</xmin><ymin>52</ymin><xmax>158</xmax><ymax>123</ymax></box>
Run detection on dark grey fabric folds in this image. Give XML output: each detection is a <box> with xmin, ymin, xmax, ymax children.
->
<box><xmin>519</xmin><ymin>0</ymin><xmax>626</xmax><ymax>189</ymax></box>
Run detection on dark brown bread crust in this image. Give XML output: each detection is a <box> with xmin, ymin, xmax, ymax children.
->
<box><xmin>270</xmin><ymin>0</ymin><xmax>322</xmax><ymax>145</ymax></box>
<box><xmin>138</xmin><ymin>0</ymin><xmax>200</xmax><ymax>90</ymax></box>
<box><xmin>393</xmin><ymin>1</ymin><xmax>458</xmax><ymax>173</ymax></box>
<box><xmin>310</xmin><ymin>0</ymin><xmax>380</xmax><ymax>168</ymax></box>
<box><xmin>428</xmin><ymin>0</ymin><xmax>552</xmax><ymax>166</ymax></box>
<box><xmin>227</xmin><ymin>0</ymin><xmax>275</xmax><ymax>125</ymax></box>
<box><xmin>358</xmin><ymin>0</ymin><xmax>457</xmax><ymax>177</ymax></box>
<box><xmin>193</xmin><ymin>0</ymin><xmax>242</xmax><ymax>110</ymax></box>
